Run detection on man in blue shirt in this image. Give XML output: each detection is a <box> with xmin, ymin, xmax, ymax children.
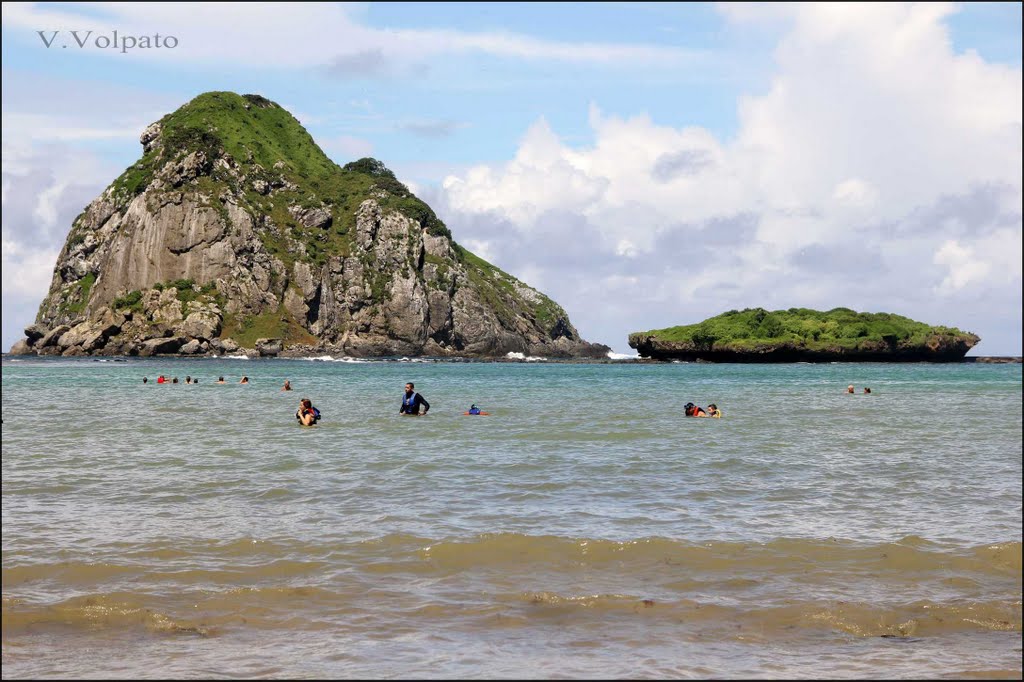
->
<box><xmin>400</xmin><ymin>382</ymin><xmax>430</xmax><ymax>416</ymax></box>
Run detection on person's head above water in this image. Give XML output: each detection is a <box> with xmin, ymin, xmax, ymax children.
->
<box><xmin>847</xmin><ymin>385</ymin><xmax>855</xmax><ymax>393</ymax></box>
<box><xmin>143</xmin><ymin>377</ymin><xmax>148</xmax><ymax>384</ymax></box>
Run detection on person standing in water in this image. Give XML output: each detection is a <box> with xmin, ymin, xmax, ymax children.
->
<box><xmin>296</xmin><ymin>398</ymin><xmax>320</xmax><ymax>426</ymax></box>
<box><xmin>399</xmin><ymin>382</ymin><xmax>430</xmax><ymax>416</ymax></box>
<box><xmin>282</xmin><ymin>380</ymin><xmax>292</xmax><ymax>391</ymax></box>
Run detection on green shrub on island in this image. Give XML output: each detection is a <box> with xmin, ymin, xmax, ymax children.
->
<box><xmin>629</xmin><ymin>307</ymin><xmax>979</xmax><ymax>360</ymax></box>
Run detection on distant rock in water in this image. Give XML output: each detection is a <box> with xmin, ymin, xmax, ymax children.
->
<box><xmin>13</xmin><ymin>92</ymin><xmax>608</xmax><ymax>359</ymax></box>
<box><xmin>628</xmin><ymin>308</ymin><xmax>980</xmax><ymax>362</ymax></box>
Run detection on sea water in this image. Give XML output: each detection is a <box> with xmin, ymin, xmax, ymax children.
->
<box><xmin>1</xmin><ymin>357</ymin><xmax>1021</xmax><ymax>679</ymax></box>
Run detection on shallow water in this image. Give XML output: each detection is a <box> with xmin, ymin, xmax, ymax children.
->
<box><xmin>2</xmin><ymin>357</ymin><xmax>1021</xmax><ymax>678</ymax></box>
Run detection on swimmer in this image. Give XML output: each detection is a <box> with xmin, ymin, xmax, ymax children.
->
<box><xmin>240</xmin><ymin>376</ymin><xmax>249</xmax><ymax>384</ymax></box>
<box><xmin>296</xmin><ymin>398</ymin><xmax>320</xmax><ymax>426</ymax></box>
<box><xmin>707</xmin><ymin>404</ymin><xmax>722</xmax><ymax>418</ymax></box>
<box><xmin>863</xmin><ymin>387</ymin><xmax>871</xmax><ymax>394</ymax></box>
<box><xmin>282</xmin><ymin>380</ymin><xmax>292</xmax><ymax>391</ymax></box>
<box><xmin>143</xmin><ymin>377</ymin><xmax>148</xmax><ymax>384</ymax></box>
<box><xmin>216</xmin><ymin>377</ymin><xmax>225</xmax><ymax>384</ymax></box>
<box><xmin>684</xmin><ymin>402</ymin><xmax>708</xmax><ymax>417</ymax></box>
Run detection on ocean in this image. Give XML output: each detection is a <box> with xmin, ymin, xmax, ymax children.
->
<box><xmin>1</xmin><ymin>356</ymin><xmax>1021</xmax><ymax>679</ymax></box>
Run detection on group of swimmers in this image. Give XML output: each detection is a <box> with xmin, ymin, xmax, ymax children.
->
<box><xmin>144</xmin><ymin>375</ymin><xmax>250</xmax><ymax>385</ymax></box>
<box><xmin>141</xmin><ymin>374</ymin><xmax>730</xmax><ymax>426</ymax></box>
<box><xmin>684</xmin><ymin>402</ymin><xmax>722</xmax><ymax>418</ymax></box>
<box><xmin>847</xmin><ymin>385</ymin><xmax>872</xmax><ymax>394</ymax></box>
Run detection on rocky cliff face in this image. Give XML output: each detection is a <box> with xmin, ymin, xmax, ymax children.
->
<box><xmin>628</xmin><ymin>334</ymin><xmax>980</xmax><ymax>362</ymax></box>
<box><xmin>12</xmin><ymin>92</ymin><xmax>608</xmax><ymax>359</ymax></box>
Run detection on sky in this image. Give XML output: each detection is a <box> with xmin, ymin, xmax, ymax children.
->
<box><xmin>2</xmin><ymin>1</ymin><xmax>1021</xmax><ymax>355</ymax></box>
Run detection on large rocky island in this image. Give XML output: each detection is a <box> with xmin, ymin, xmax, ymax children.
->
<box><xmin>629</xmin><ymin>308</ymin><xmax>980</xmax><ymax>362</ymax></box>
<box><xmin>11</xmin><ymin>92</ymin><xmax>608</xmax><ymax>359</ymax></box>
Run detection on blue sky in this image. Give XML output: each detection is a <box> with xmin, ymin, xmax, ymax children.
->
<box><xmin>2</xmin><ymin>2</ymin><xmax>1021</xmax><ymax>354</ymax></box>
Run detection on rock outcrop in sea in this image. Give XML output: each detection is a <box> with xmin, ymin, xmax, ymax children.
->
<box><xmin>11</xmin><ymin>92</ymin><xmax>609</xmax><ymax>359</ymax></box>
<box><xmin>629</xmin><ymin>307</ymin><xmax>980</xmax><ymax>362</ymax></box>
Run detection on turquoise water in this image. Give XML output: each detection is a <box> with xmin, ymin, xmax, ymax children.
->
<box><xmin>2</xmin><ymin>357</ymin><xmax>1021</xmax><ymax>678</ymax></box>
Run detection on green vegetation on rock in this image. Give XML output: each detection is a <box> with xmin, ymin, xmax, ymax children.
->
<box><xmin>61</xmin><ymin>273</ymin><xmax>95</xmax><ymax>315</ymax></box>
<box><xmin>630</xmin><ymin>308</ymin><xmax>979</xmax><ymax>360</ymax></box>
<box><xmin>112</xmin><ymin>92</ymin><xmax>453</xmax><ymax>259</ymax></box>
<box><xmin>220</xmin><ymin>305</ymin><xmax>318</xmax><ymax>348</ymax></box>
<box><xmin>637</xmin><ymin>308</ymin><xmax>972</xmax><ymax>349</ymax></box>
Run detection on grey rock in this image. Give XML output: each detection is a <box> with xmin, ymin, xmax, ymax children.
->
<box><xmin>256</xmin><ymin>338</ymin><xmax>283</xmax><ymax>356</ymax></box>
<box><xmin>179</xmin><ymin>339</ymin><xmax>203</xmax><ymax>354</ymax></box>
<box><xmin>37</xmin><ymin>325</ymin><xmax>71</xmax><ymax>349</ymax></box>
<box><xmin>175</xmin><ymin>303</ymin><xmax>222</xmax><ymax>340</ymax></box>
<box><xmin>9</xmin><ymin>339</ymin><xmax>34</xmax><ymax>355</ymax></box>
<box><xmin>24</xmin><ymin>323</ymin><xmax>48</xmax><ymax>343</ymax></box>
<box><xmin>139</xmin><ymin>337</ymin><xmax>185</xmax><ymax>357</ymax></box>
<box><xmin>57</xmin><ymin>322</ymin><xmax>106</xmax><ymax>352</ymax></box>
<box><xmin>288</xmin><ymin>205</ymin><xmax>332</xmax><ymax>229</ymax></box>
<box><xmin>140</xmin><ymin>122</ymin><xmax>162</xmax><ymax>153</ymax></box>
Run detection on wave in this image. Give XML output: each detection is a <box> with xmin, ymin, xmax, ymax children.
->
<box><xmin>606</xmin><ymin>351</ymin><xmax>639</xmax><ymax>360</ymax></box>
<box><xmin>3</xmin><ymin>588</ymin><xmax>1018</xmax><ymax>639</ymax></box>
<box><xmin>224</xmin><ymin>354</ymin><xmax>250</xmax><ymax>360</ymax></box>
<box><xmin>415</xmin><ymin>534</ymin><xmax>1022</xmax><ymax>575</ymax></box>
<box><xmin>301</xmin><ymin>355</ymin><xmax>369</xmax><ymax>363</ymax></box>
<box><xmin>4</xmin><ymin>535</ymin><xmax>1018</xmax><ymax>587</ymax></box>
<box><xmin>506</xmin><ymin>352</ymin><xmax>547</xmax><ymax>362</ymax></box>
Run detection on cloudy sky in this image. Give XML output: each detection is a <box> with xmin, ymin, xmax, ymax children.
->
<box><xmin>2</xmin><ymin>2</ymin><xmax>1021</xmax><ymax>355</ymax></box>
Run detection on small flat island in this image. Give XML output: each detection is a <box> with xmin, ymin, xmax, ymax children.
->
<box><xmin>628</xmin><ymin>307</ymin><xmax>980</xmax><ymax>362</ymax></box>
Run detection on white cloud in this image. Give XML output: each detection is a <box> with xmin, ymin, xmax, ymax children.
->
<box><xmin>933</xmin><ymin>240</ymin><xmax>985</xmax><ymax>292</ymax></box>
<box><xmin>1</xmin><ymin>239</ymin><xmax>60</xmax><ymax>298</ymax></box>
<box><xmin>2</xmin><ymin>140</ymin><xmax>114</xmax><ymax>349</ymax></box>
<box><xmin>1</xmin><ymin>2</ymin><xmax>702</xmax><ymax>69</ymax></box>
<box><xmin>832</xmin><ymin>178</ymin><xmax>878</xmax><ymax>208</ymax></box>
<box><xmin>437</xmin><ymin>4</ymin><xmax>1022</xmax><ymax>353</ymax></box>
